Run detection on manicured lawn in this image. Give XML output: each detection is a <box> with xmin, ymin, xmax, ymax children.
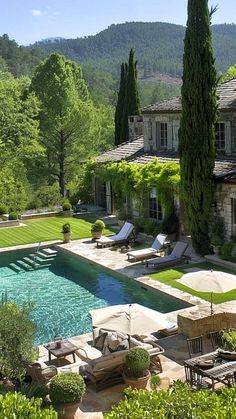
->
<box><xmin>0</xmin><ymin>217</ymin><xmax>114</xmax><ymax>248</ymax></box>
<box><xmin>149</xmin><ymin>262</ymin><xmax>236</xmax><ymax>304</ymax></box>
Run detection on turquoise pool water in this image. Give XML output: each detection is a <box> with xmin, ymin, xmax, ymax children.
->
<box><xmin>0</xmin><ymin>249</ymin><xmax>190</xmax><ymax>344</ymax></box>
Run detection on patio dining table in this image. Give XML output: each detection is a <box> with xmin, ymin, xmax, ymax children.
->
<box><xmin>184</xmin><ymin>351</ymin><xmax>236</xmax><ymax>391</ymax></box>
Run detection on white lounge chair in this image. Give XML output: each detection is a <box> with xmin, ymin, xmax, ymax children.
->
<box><xmin>146</xmin><ymin>241</ymin><xmax>188</xmax><ymax>268</ymax></box>
<box><xmin>126</xmin><ymin>233</ymin><xmax>167</xmax><ymax>262</ymax></box>
<box><xmin>96</xmin><ymin>221</ymin><xmax>134</xmax><ymax>248</ymax></box>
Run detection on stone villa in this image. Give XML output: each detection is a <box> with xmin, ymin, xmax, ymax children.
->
<box><xmin>94</xmin><ymin>78</ymin><xmax>236</xmax><ymax>239</ymax></box>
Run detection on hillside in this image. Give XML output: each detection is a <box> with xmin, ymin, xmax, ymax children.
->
<box><xmin>32</xmin><ymin>22</ymin><xmax>236</xmax><ymax>77</ymax></box>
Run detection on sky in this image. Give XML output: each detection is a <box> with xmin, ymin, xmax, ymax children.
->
<box><xmin>1</xmin><ymin>0</ymin><xmax>236</xmax><ymax>46</ymax></box>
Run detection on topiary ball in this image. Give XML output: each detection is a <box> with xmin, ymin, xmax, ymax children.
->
<box><xmin>49</xmin><ymin>372</ymin><xmax>86</xmax><ymax>404</ymax></box>
<box><xmin>125</xmin><ymin>347</ymin><xmax>150</xmax><ymax>378</ymax></box>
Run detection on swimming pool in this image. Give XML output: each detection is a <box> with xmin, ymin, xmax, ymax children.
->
<box><xmin>0</xmin><ymin>248</ymin><xmax>190</xmax><ymax>344</ymax></box>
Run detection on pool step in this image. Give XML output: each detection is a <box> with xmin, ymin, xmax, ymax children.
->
<box><xmin>7</xmin><ymin>247</ymin><xmax>58</xmax><ymax>274</ymax></box>
<box><xmin>15</xmin><ymin>260</ymin><xmax>33</xmax><ymax>271</ymax></box>
<box><xmin>28</xmin><ymin>254</ymin><xmax>55</xmax><ymax>264</ymax></box>
<box><xmin>9</xmin><ymin>263</ymin><xmax>24</xmax><ymax>273</ymax></box>
<box><xmin>22</xmin><ymin>257</ymin><xmax>41</xmax><ymax>268</ymax></box>
<box><xmin>40</xmin><ymin>248</ymin><xmax>58</xmax><ymax>257</ymax></box>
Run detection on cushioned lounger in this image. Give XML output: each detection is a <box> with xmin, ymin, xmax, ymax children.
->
<box><xmin>96</xmin><ymin>221</ymin><xmax>134</xmax><ymax>248</ymax></box>
<box><xmin>127</xmin><ymin>233</ymin><xmax>167</xmax><ymax>262</ymax></box>
<box><xmin>146</xmin><ymin>241</ymin><xmax>188</xmax><ymax>268</ymax></box>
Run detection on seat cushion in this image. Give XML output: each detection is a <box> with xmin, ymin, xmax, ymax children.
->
<box><xmin>77</xmin><ymin>345</ymin><xmax>103</xmax><ymax>361</ymax></box>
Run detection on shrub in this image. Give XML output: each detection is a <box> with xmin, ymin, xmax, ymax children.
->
<box><xmin>162</xmin><ymin>212</ymin><xmax>179</xmax><ymax>234</ymax></box>
<box><xmin>62</xmin><ymin>200</ymin><xmax>72</xmax><ymax>211</ymax></box>
<box><xmin>221</xmin><ymin>241</ymin><xmax>234</xmax><ymax>259</ymax></box>
<box><xmin>210</xmin><ymin>215</ymin><xmax>225</xmax><ymax>246</ymax></box>
<box><xmin>91</xmin><ymin>219</ymin><xmax>105</xmax><ymax>233</ymax></box>
<box><xmin>0</xmin><ymin>302</ymin><xmax>37</xmax><ymax>381</ymax></box>
<box><xmin>8</xmin><ymin>212</ymin><xmax>18</xmax><ymax>220</ymax></box>
<box><xmin>125</xmin><ymin>348</ymin><xmax>150</xmax><ymax>378</ymax></box>
<box><xmin>35</xmin><ymin>183</ymin><xmax>61</xmax><ymax>207</ymax></box>
<box><xmin>49</xmin><ymin>372</ymin><xmax>86</xmax><ymax>404</ymax></box>
<box><xmin>150</xmin><ymin>374</ymin><xmax>161</xmax><ymax>390</ymax></box>
<box><xmin>62</xmin><ymin>223</ymin><xmax>71</xmax><ymax>234</ymax></box>
<box><xmin>0</xmin><ymin>392</ymin><xmax>57</xmax><ymax>418</ymax></box>
<box><xmin>0</xmin><ymin>204</ymin><xmax>8</xmax><ymax>215</ymax></box>
<box><xmin>133</xmin><ymin>218</ymin><xmax>162</xmax><ymax>236</ymax></box>
<box><xmin>221</xmin><ymin>329</ymin><xmax>236</xmax><ymax>351</ymax></box>
<box><xmin>105</xmin><ymin>380</ymin><xmax>236</xmax><ymax>418</ymax></box>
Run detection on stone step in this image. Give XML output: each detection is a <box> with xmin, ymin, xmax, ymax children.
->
<box><xmin>9</xmin><ymin>263</ymin><xmax>24</xmax><ymax>273</ymax></box>
<box><xmin>14</xmin><ymin>260</ymin><xmax>33</xmax><ymax>271</ymax></box>
<box><xmin>22</xmin><ymin>257</ymin><xmax>40</xmax><ymax>268</ymax></box>
<box><xmin>41</xmin><ymin>248</ymin><xmax>58</xmax><ymax>256</ymax></box>
<box><xmin>28</xmin><ymin>254</ymin><xmax>55</xmax><ymax>264</ymax></box>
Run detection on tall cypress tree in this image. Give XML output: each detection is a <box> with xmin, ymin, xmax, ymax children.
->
<box><xmin>115</xmin><ymin>49</ymin><xmax>140</xmax><ymax>145</ymax></box>
<box><xmin>115</xmin><ymin>62</ymin><xmax>127</xmax><ymax>146</ymax></box>
<box><xmin>179</xmin><ymin>0</ymin><xmax>218</xmax><ymax>255</ymax></box>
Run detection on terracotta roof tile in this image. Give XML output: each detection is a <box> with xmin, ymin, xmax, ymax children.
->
<box><xmin>142</xmin><ymin>78</ymin><xmax>236</xmax><ymax>113</ymax></box>
<box><xmin>96</xmin><ymin>136</ymin><xmax>144</xmax><ymax>162</ymax></box>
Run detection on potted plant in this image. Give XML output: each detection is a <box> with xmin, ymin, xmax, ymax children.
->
<box><xmin>49</xmin><ymin>372</ymin><xmax>86</xmax><ymax>418</ymax></box>
<box><xmin>62</xmin><ymin>200</ymin><xmax>72</xmax><ymax>217</ymax></box>
<box><xmin>123</xmin><ymin>347</ymin><xmax>151</xmax><ymax>389</ymax></box>
<box><xmin>62</xmin><ymin>223</ymin><xmax>71</xmax><ymax>243</ymax></box>
<box><xmin>91</xmin><ymin>219</ymin><xmax>105</xmax><ymax>240</ymax></box>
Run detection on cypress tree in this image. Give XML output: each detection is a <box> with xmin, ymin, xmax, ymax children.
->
<box><xmin>115</xmin><ymin>62</ymin><xmax>127</xmax><ymax>146</ymax></box>
<box><xmin>179</xmin><ymin>0</ymin><xmax>218</xmax><ymax>255</ymax></box>
<box><xmin>115</xmin><ymin>49</ymin><xmax>140</xmax><ymax>145</ymax></box>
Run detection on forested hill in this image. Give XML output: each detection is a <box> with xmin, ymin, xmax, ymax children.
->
<box><xmin>32</xmin><ymin>22</ymin><xmax>236</xmax><ymax>77</ymax></box>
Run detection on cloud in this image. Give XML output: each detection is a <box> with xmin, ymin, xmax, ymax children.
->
<box><xmin>31</xmin><ymin>9</ymin><xmax>43</xmax><ymax>17</ymax></box>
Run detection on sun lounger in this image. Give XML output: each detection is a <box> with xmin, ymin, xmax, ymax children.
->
<box><xmin>146</xmin><ymin>241</ymin><xmax>188</xmax><ymax>268</ymax></box>
<box><xmin>126</xmin><ymin>233</ymin><xmax>167</xmax><ymax>262</ymax></box>
<box><xmin>96</xmin><ymin>221</ymin><xmax>134</xmax><ymax>248</ymax></box>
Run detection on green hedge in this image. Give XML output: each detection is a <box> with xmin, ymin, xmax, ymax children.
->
<box><xmin>105</xmin><ymin>381</ymin><xmax>236</xmax><ymax>418</ymax></box>
<box><xmin>0</xmin><ymin>392</ymin><xmax>57</xmax><ymax>418</ymax></box>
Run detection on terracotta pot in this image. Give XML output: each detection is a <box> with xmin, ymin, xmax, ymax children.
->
<box><xmin>91</xmin><ymin>231</ymin><xmax>102</xmax><ymax>239</ymax></box>
<box><xmin>123</xmin><ymin>369</ymin><xmax>151</xmax><ymax>389</ymax></box>
<box><xmin>55</xmin><ymin>401</ymin><xmax>81</xmax><ymax>419</ymax></box>
<box><xmin>63</xmin><ymin>232</ymin><xmax>71</xmax><ymax>243</ymax></box>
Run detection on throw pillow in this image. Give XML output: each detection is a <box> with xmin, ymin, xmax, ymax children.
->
<box><xmin>116</xmin><ymin>338</ymin><xmax>129</xmax><ymax>351</ymax></box>
<box><xmin>94</xmin><ymin>332</ymin><xmax>107</xmax><ymax>351</ymax></box>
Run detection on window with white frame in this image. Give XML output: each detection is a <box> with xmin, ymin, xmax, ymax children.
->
<box><xmin>149</xmin><ymin>188</ymin><xmax>163</xmax><ymax>221</ymax></box>
<box><xmin>160</xmin><ymin>122</ymin><xmax>168</xmax><ymax>149</ymax></box>
<box><xmin>216</xmin><ymin>122</ymin><xmax>225</xmax><ymax>154</ymax></box>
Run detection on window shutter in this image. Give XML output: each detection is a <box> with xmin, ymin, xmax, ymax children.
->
<box><xmin>172</xmin><ymin>121</ymin><xmax>180</xmax><ymax>151</ymax></box>
<box><xmin>156</xmin><ymin>121</ymin><xmax>160</xmax><ymax>149</ymax></box>
<box><xmin>225</xmin><ymin>121</ymin><xmax>232</xmax><ymax>155</ymax></box>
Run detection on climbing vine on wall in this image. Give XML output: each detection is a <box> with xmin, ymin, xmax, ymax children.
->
<box><xmin>84</xmin><ymin>158</ymin><xmax>180</xmax><ymax>216</ymax></box>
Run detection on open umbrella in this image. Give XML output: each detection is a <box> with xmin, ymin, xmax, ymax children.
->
<box><xmin>90</xmin><ymin>303</ymin><xmax>168</xmax><ymax>336</ymax></box>
<box><xmin>177</xmin><ymin>270</ymin><xmax>236</xmax><ymax>314</ymax></box>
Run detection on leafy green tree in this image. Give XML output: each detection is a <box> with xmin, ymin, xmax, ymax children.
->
<box><xmin>0</xmin><ymin>302</ymin><xmax>37</xmax><ymax>381</ymax></box>
<box><xmin>179</xmin><ymin>0</ymin><xmax>218</xmax><ymax>255</ymax></box>
<box><xmin>0</xmin><ymin>75</ymin><xmax>43</xmax><ymax>212</ymax></box>
<box><xmin>115</xmin><ymin>62</ymin><xmax>128</xmax><ymax>145</ymax></box>
<box><xmin>220</xmin><ymin>63</ymin><xmax>236</xmax><ymax>82</ymax></box>
<box><xmin>30</xmin><ymin>53</ymin><xmax>98</xmax><ymax>196</ymax></box>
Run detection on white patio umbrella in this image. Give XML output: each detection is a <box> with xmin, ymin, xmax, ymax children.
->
<box><xmin>90</xmin><ymin>303</ymin><xmax>168</xmax><ymax>336</ymax></box>
<box><xmin>177</xmin><ymin>270</ymin><xmax>236</xmax><ymax>314</ymax></box>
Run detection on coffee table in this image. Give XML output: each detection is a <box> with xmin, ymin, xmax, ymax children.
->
<box><xmin>44</xmin><ymin>339</ymin><xmax>78</xmax><ymax>363</ymax></box>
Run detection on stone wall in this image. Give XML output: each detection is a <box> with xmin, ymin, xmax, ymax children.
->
<box><xmin>215</xmin><ymin>182</ymin><xmax>236</xmax><ymax>239</ymax></box>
